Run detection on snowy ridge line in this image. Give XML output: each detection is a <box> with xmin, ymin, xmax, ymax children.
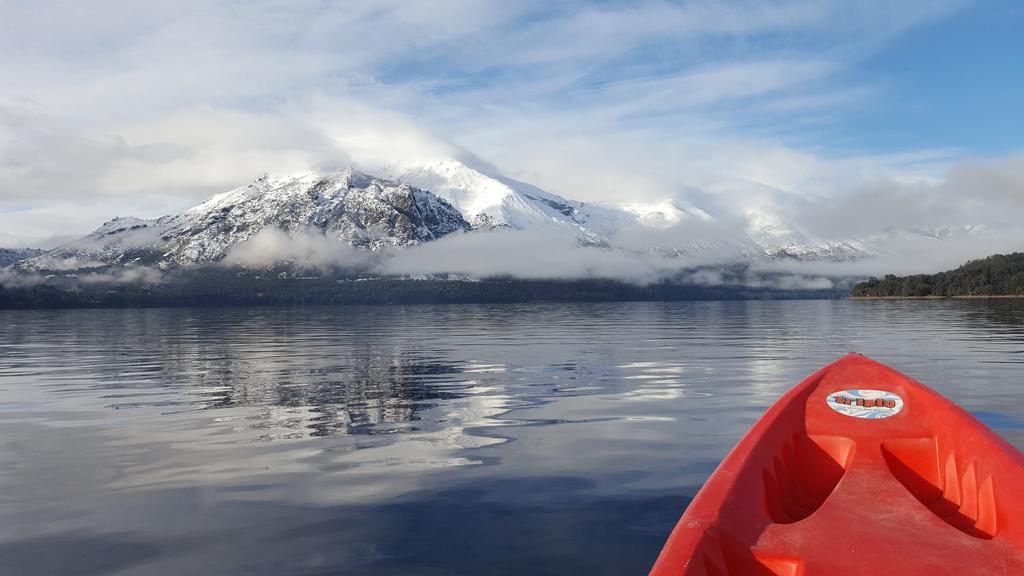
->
<box><xmin>14</xmin><ymin>160</ymin><xmax>983</xmax><ymax>272</ymax></box>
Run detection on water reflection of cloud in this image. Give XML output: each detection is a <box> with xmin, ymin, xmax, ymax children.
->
<box><xmin>7</xmin><ymin>301</ymin><xmax>1024</xmax><ymax>575</ymax></box>
<box><xmin>106</xmin><ymin>393</ymin><xmax>513</xmax><ymax>505</ymax></box>
<box><xmin>611</xmin><ymin>360</ymin><xmax>693</xmax><ymax>401</ymax></box>
<box><xmin>463</xmin><ymin>363</ymin><xmax>508</xmax><ymax>373</ymax></box>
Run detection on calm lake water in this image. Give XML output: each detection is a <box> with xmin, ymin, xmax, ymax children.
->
<box><xmin>2</xmin><ymin>300</ymin><xmax>1024</xmax><ymax>575</ymax></box>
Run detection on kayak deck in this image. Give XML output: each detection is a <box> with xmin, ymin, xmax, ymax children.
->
<box><xmin>650</xmin><ymin>354</ymin><xmax>1024</xmax><ymax>575</ymax></box>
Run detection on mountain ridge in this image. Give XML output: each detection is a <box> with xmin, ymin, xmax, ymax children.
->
<box><xmin>21</xmin><ymin>169</ymin><xmax>470</xmax><ymax>270</ymax></box>
<box><xmin>9</xmin><ymin>160</ymin><xmax>991</xmax><ymax>273</ymax></box>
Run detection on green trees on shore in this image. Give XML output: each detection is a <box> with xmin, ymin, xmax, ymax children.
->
<box><xmin>853</xmin><ymin>253</ymin><xmax>1024</xmax><ymax>297</ymax></box>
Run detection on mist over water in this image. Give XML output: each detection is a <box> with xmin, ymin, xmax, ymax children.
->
<box><xmin>2</xmin><ymin>301</ymin><xmax>1024</xmax><ymax>575</ymax></box>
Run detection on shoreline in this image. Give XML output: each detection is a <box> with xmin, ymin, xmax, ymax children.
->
<box><xmin>850</xmin><ymin>295</ymin><xmax>1024</xmax><ymax>300</ymax></box>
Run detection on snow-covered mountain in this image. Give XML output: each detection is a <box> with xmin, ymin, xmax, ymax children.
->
<box><xmin>23</xmin><ymin>160</ymin><xmax>973</xmax><ymax>273</ymax></box>
<box><xmin>388</xmin><ymin>160</ymin><xmax>715</xmax><ymax>246</ymax></box>
<box><xmin>389</xmin><ymin>160</ymin><xmax>881</xmax><ymax>261</ymax></box>
<box><xmin>24</xmin><ymin>169</ymin><xmax>469</xmax><ymax>270</ymax></box>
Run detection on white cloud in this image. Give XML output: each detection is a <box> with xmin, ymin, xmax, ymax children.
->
<box><xmin>0</xmin><ymin>0</ymin><xmax>1011</xmax><ymax>284</ymax></box>
<box><xmin>78</xmin><ymin>266</ymin><xmax>164</xmax><ymax>285</ymax></box>
<box><xmin>379</xmin><ymin>229</ymin><xmax>666</xmax><ymax>282</ymax></box>
<box><xmin>216</xmin><ymin>227</ymin><xmax>844</xmax><ymax>287</ymax></box>
<box><xmin>223</xmin><ymin>228</ymin><xmax>376</xmax><ymax>270</ymax></box>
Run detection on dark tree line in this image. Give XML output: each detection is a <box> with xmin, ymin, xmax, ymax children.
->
<box><xmin>0</xmin><ymin>265</ymin><xmax>847</xmax><ymax>309</ymax></box>
<box><xmin>852</xmin><ymin>253</ymin><xmax>1024</xmax><ymax>297</ymax></box>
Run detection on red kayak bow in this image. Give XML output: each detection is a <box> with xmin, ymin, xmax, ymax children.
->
<box><xmin>650</xmin><ymin>353</ymin><xmax>1024</xmax><ymax>575</ymax></box>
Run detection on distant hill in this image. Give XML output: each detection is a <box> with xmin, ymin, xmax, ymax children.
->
<box><xmin>852</xmin><ymin>253</ymin><xmax>1024</xmax><ymax>297</ymax></box>
<box><xmin>0</xmin><ymin>248</ymin><xmax>44</xmax><ymax>267</ymax></box>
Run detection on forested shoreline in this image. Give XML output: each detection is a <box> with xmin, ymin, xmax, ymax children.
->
<box><xmin>852</xmin><ymin>253</ymin><xmax>1024</xmax><ymax>298</ymax></box>
<box><xmin>0</xmin><ymin>266</ymin><xmax>848</xmax><ymax>309</ymax></box>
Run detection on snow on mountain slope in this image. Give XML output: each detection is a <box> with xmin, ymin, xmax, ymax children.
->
<box><xmin>389</xmin><ymin>160</ymin><xmax>818</xmax><ymax>262</ymax></box>
<box><xmin>24</xmin><ymin>169</ymin><xmax>470</xmax><ymax>270</ymax></box>
<box><xmin>388</xmin><ymin>159</ymin><xmax>718</xmax><ymax>248</ymax></box>
<box><xmin>0</xmin><ymin>248</ymin><xmax>46</xmax><ymax>268</ymax></box>
<box><xmin>391</xmin><ymin>160</ymin><xmax>604</xmax><ymax>242</ymax></box>
<box><xmin>21</xmin><ymin>216</ymin><xmax>170</xmax><ymax>270</ymax></box>
<box><xmin>160</xmin><ymin>170</ymin><xmax>468</xmax><ymax>266</ymax></box>
<box><xmin>742</xmin><ymin>207</ymin><xmax>867</xmax><ymax>261</ymax></box>
<box><xmin>26</xmin><ymin>161</ymin><xmax>961</xmax><ymax>274</ymax></box>
<box><xmin>738</xmin><ymin>206</ymin><xmax>994</xmax><ymax>263</ymax></box>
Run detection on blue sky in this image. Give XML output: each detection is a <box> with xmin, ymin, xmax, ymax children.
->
<box><xmin>826</xmin><ymin>0</ymin><xmax>1023</xmax><ymax>155</ymax></box>
<box><xmin>361</xmin><ymin>0</ymin><xmax>1023</xmax><ymax>155</ymax></box>
<box><xmin>0</xmin><ymin>0</ymin><xmax>1022</xmax><ymax>249</ymax></box>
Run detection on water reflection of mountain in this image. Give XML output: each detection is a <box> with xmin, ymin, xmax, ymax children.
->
<box><xmin>179</xmin><ymin>354</ymin><xmax>469</xmax><ymax>437</ymax></box>
<box><xmin>97</xmin><ymin>310</ymin><xmax>479</xmax><ymax>437</ymax></box>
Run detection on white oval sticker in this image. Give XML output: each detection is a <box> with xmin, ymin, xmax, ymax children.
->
<box><xmin>826</xmin><ymin>389</ymin><xmax>904</xmax><ymax>419</ymax></box>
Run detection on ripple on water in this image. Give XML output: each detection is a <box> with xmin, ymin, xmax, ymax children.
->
<box><xmin>0</xmin><ymin>301</ymin><xmax>1023</xmax><ymax>574</ymax></box>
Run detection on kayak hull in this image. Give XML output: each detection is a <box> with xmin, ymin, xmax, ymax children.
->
<box><xmin>650</xmin><ymin>353</ymin><xmax>1024</xmax><ymax>576</ymax></box>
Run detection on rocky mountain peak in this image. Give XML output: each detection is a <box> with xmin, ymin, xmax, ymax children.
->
<box><xmin>21</xmin><ymin>169</ymin><xmax>470</xmax><ymax>270</ymax></box>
